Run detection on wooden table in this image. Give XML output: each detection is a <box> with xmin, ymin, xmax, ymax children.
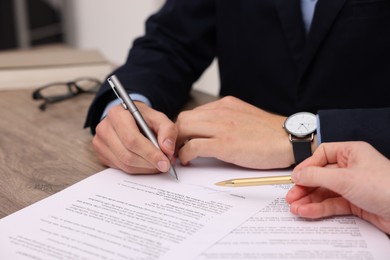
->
<box><xmin>0</xmin><ymin>89</ymin><xmax>216</xmax><ymax>218</ymax></box>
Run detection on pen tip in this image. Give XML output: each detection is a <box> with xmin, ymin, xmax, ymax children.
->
<box><xmin>169</xmin><ymin>166</ymin><xmax>179</xmax><ymax>181</ymax></box>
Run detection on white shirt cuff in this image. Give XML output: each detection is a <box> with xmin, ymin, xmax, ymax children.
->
<box><xmin>101</xmin><ymin>94</ymin><xmax>152</xmax><ymax>120</ymax></box>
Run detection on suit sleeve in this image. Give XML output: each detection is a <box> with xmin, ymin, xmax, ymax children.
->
<box><xmin>85</xmin><ymin>0</ymin><xmax>216</xmax><ymax>134</ymax></box>
<box><xmin>318</xmin><ymin>108</ymin><xmax>390</xmax><ymax>158</ymax></box>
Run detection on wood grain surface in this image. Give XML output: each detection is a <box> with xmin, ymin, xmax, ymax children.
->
<box><xmin>0</xmin><ymin>88</ymin><xmax>216</xmax><ymax>218</ymax></box>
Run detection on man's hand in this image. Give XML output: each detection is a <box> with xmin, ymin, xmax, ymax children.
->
<box><xmin>92</xmin><ymin>102</ymin><xmax>177</xmax><ymax>174</ymax></box>
<box><xmin>175</xmin><ymin>96</ymin><xmax>294</xmax><ymax>169</ymax></box>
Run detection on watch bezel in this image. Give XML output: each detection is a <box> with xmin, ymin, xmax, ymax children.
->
<box><xmin>284</xmin><ymin>112</ymin><xmax>317</xmax><ymax>137</ymax></box>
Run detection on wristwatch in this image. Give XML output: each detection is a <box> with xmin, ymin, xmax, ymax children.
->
<box><xmin>283</xmin><ymin>112</ymin><xmax>317</xmax><ymax>165</ymax></box>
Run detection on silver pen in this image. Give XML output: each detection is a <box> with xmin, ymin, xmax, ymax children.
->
<box><xmin>107</xmin><ymin>75</ymin><xmax>178</xmax><ymax>180</ymax></box>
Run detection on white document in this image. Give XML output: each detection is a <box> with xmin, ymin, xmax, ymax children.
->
<box><xmin>197</xmin><ymin>184</ymin><xmax>390</xmax><ymax>259</ymax></box>
<box><xmin>0</xmin><ymin>159</ymin><xmax>389</xmax><ymax>259</ymax></box>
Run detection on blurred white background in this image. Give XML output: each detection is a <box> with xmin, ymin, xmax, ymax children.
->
<box><xmin>5</xmin><ymin>0</ymin><xmax>219</xmax><ymax>95</ymax></box>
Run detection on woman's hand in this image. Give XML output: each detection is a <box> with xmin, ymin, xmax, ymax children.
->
<box><xmin>286</xmin><ymin>141</ymin><xmax>390</xmax><ymax>234</ymax></box>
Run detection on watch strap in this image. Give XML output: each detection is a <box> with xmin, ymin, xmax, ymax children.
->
<box><xmin>291</xmin><ymin>138</ymin><xmax>312</xmax><ymax>165</ymax></box>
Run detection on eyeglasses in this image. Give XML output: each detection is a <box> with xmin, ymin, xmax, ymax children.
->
<box><xmin>32</xmin><ymin>77</ymin><xmax>101</xmax><ymax>110</ymax></box>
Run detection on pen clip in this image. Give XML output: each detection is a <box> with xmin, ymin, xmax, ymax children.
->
<box><xmin>108</xmin><ymin>77</ymin><xmax>128</xmax><ymax>110</ymax></box>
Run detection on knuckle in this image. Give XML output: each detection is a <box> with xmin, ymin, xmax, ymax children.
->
<box><xmin>176</xmin><ymin>111</ymin><xmax>188</xmax><ymax>122</ymax></box>
<box><xmin>95</xmin><ymin>121</ymin><xmax>106</xmax><ymax>136</ymax></box>
<box><xmin>179</xmin><ymin>141</ymin><xmax>197</xmax><ymax>160</ymax></box>
<box><xmin>220</xmin><ymin>95</ymin><xmax>237</xmax><ymax>105</ymax></box>
<box><xmin>356</xmin><ymin>141</ymin><xmax>370</xmax><ymax>149</ymax></box>
<box><xmin>175</xmin><ymin>111</ymin><xmax>191</xmax><ymax>128</ymax></box>
<box><xmin>122</xmin><ymin>135</ymin><xmax>139</xmax><ymax>150</ymax></box>
<box><xmin>92</xmin><ymin>136</ymin><xmax>105</xmax><ymax>154</ymax></box>
<box><xmin>155</xmin><ymin>110</ymin><xmax>167</xmax><ymax>120</ymax></box>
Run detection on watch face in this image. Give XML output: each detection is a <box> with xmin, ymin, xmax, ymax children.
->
<box><xmin>284</xmin><ymin>112</ymin><xmax>317</xmax><ymax>137</ymax></box>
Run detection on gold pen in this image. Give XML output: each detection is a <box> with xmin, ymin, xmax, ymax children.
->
<box><xmin>215</xmin><ymin>175</ymin><xmax>293</xmax><ymax>187</ymax></box>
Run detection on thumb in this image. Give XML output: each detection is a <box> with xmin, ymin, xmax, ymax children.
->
<box><xmin>292</xmin><ymin>166</ymin><xmax>350</xmax><ymax>195</ymax></box>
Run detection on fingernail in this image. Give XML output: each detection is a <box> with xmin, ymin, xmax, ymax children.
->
<box><xmin>163</xmin><ymin>139</ymin><xmax>174</xmax><ymax>151</ymax></box>
<box><xmin>292</xmin><ymin>170</ymin><xmax>301</xmax><ymax>184</ymax></box>
<box><xmin>157</xmin><ymin>160</ymin><xmax>169</xmax><ymax>172</ymax></box>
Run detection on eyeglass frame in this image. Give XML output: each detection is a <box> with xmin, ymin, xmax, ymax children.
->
<box><xmin>32</xmin><ymin>77</ymin><xmax>101</xmax><ymax>111</ymax></box>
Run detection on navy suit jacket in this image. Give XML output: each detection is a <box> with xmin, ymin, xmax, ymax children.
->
<box><xmin>86</xmin><ymin>0</ymin><xmax>390</xmax><ymax>157</ymax></box>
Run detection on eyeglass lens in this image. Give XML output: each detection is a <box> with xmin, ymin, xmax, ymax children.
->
<box><xmin>33</xmin><ymin>78</ymin><xmax>101</xmax><ymax>110</ymax></box>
